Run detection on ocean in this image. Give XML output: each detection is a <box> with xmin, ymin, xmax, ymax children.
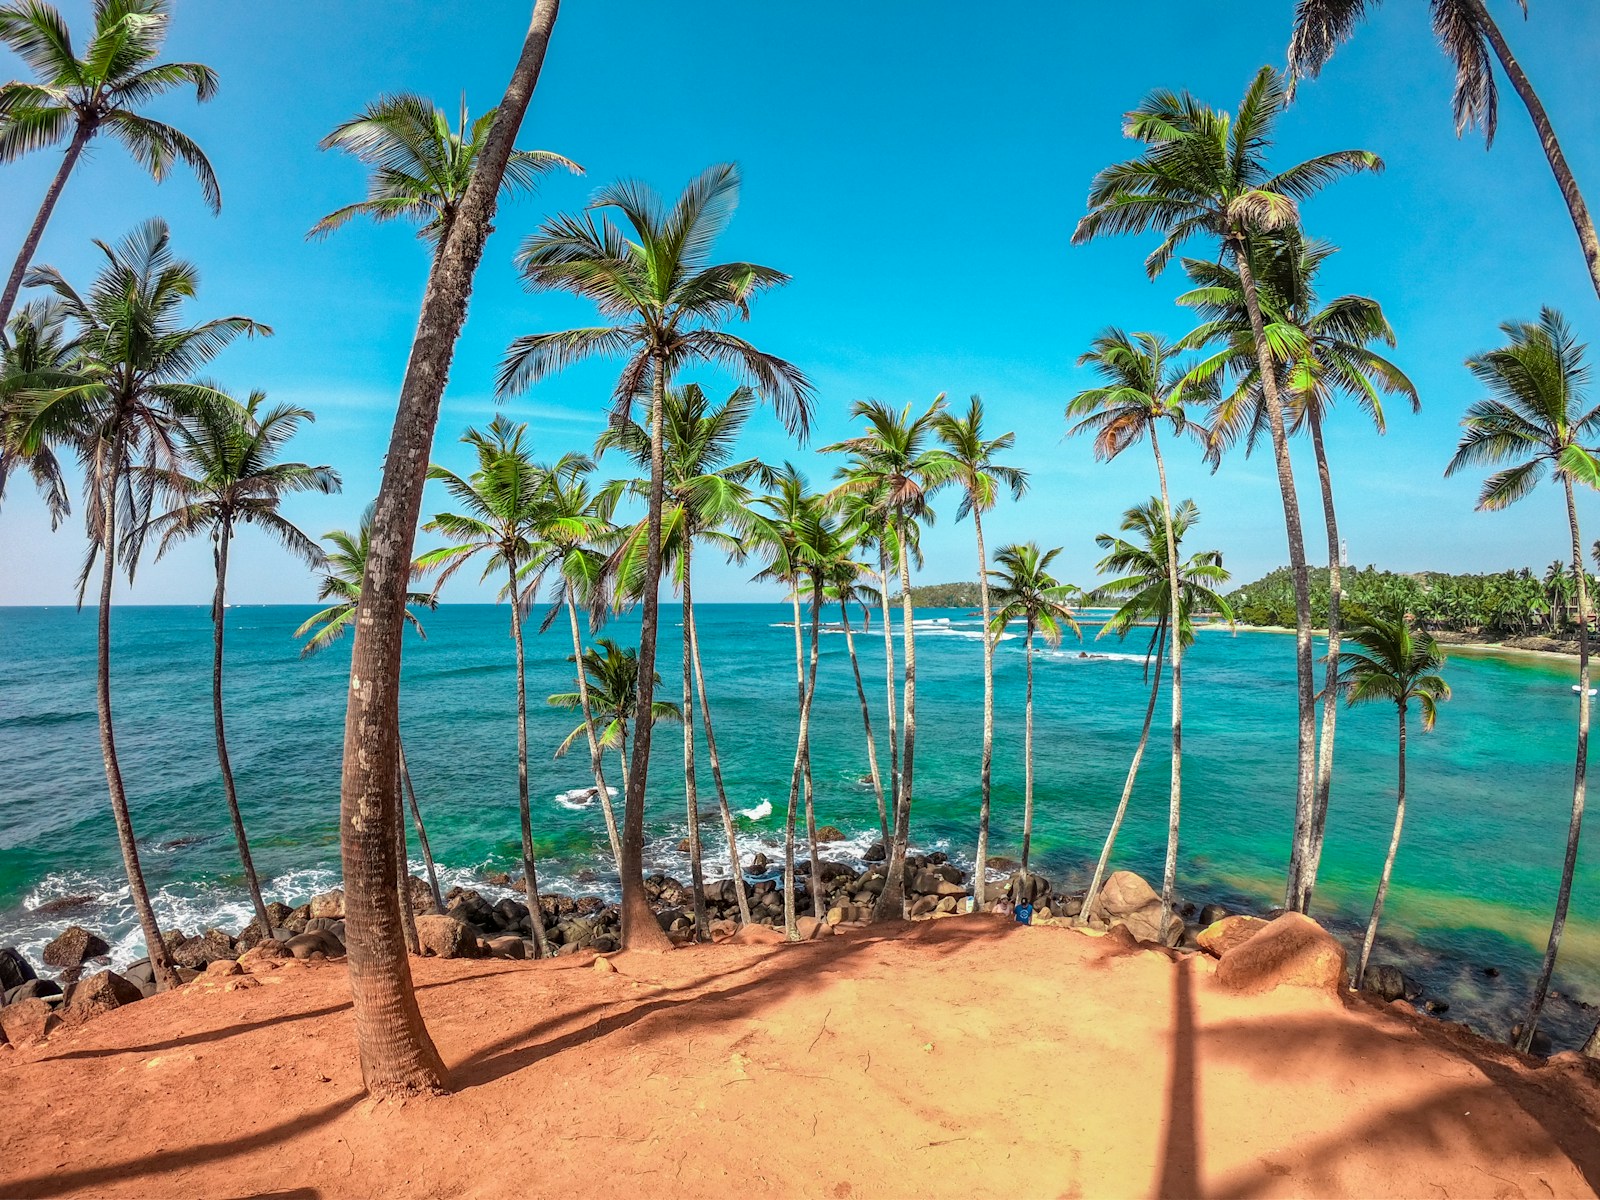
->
<box><xmin>1</xmin><ymin>602</ymin><xmax>1596</xmax><ymax>1046</ymax></box>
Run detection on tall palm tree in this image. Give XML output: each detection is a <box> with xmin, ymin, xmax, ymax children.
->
<box><xmin>0</xmin><ymin>0</ymin><xmax>219</xmax><ymax>333</ymax></box>
<box><xmin>1287</xmin><ymin>0</ymin><xmax>1600</xmax><ymax>304</ymax></box>
<box><xmin>500</xmin><ymin>162</ymin><xmax>812</xmax><ymax>950</ymax></box>
<box><xmin>317</xmin><ymin>0</ymin><xmax>561</xmax><ymax>1095</ymax></box>
<box><xmin>309</xmin><ymin>92</ymin><xmax>578</xmax><ymax>243</ymax></box>
<box><xmin>826</xmin><ymin>568</ymin><xmax>889</xmax><ymax>847</ymax></box>
<box><xmin>6</xmin><ymin>219</ymin><xmax>265</xmax><ymax>993</ymax></box>
<box><xmin>598</xmin><ymin>383</ymin><xmax>770</xmax><ymax>932</ymax></box>
<box><xmin>1446</xmin><ymin>307</ymin><xmax>1600</xmax><ymax>1053</ymax></box>
<box><xmin>549</xmin><ymin>637</ymin><xmax>681</xmax><ymax>786</ymax></box>
<box><xmin>293</xmin><ymin>506</ymin><xmax>444</xmax><ymax>914</ymax></box>
<box><xmin>417</xmin><ymin>416</ymin><xmax>551</xmax><ymax>958</ymax></box>
<box><xmin>1069</xmin><ymin>330</ymin><xmax>1197</xmax><ymax>933</ymax></box>
<box><xmin>146</xmin><ymin>391</ymin><xmax>339</xmax><ymax>936</ymax></box>
<box><xmin>1544</xmin><ymin>558</ymin><xmax>1572</xmax><ymax>632</ymax></box>
<box><xmin>0</xmin><ymin>298</ymin><xmax>72</xmax><ymax>524</ymax></box>
<box><xmin>987</xmin><ymin>543</ymin><xmax>1081</xmax><ymax>883</ymax></box>
<box><xmin>936</xmin><ymin>395</ymin><xmax>1028</xmax><ymax>909</ymax></box>
<box><xmin>1179</xmin><ymin>232</ymin><xmax>1419</xmax><ymax>902</ymax></box>
<box><xmin>1334</xmin><ymin>605</ymin><xmax>1450</xmax><ymax>991</ymax></box>
<box><xmin>823</xmin><ymin>397</ymin><xmax>953</xmax><ymax>919</ymax></box>
<box><xmin>1073</xmin><ymin>65</ymin><xmax>1382</xmax><ymax>913</ymax></box>
<box><xmin>1081</xmin><ymin>500</ymin><xmax>1233</xmax><ymax>929</ymax></box>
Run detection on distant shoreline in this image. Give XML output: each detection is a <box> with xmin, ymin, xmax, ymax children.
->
<box><xmin>1212</xmin><ymin>621</ymin><xmax>1584</xmax><ymax>664</ymax></box>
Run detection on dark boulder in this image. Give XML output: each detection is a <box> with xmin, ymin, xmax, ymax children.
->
<box><xmin>748</xmin><ymin>852</ymin><xmax>771</xmax><ymax>873</ymax></box>
<box><xmin>1198</xmin><ymin>903</ymin><xmax>1230</xmax><ymax>926</ymax></box>
<box><xmin>864</xmin><ymin>841</ymin><xmax>886</xmax><ymax>863</ymax></box>
<box><xmin>1361</xmin><ymin>964</ymin><xmax>1410</xmax><ymax>1004</ymax></box>
<box><xmin>5</xmin><ymin>978</ymin><xmax>61</xmax><ymax>1005</ymax></box>
<box><xmin>1005</xmin><ymin>872</ymin><xmax>1052</xmax><ymax>906</ymax></box>
<box><xmin>0</xmin><ymin>947</ymin><xmax>37</xmax><ymax>991</ymax></box>
<box><xmin>30</xmin><ymin>894</ymin><xmax>97</xmax><ymax>918</ymax></box>
<box><xmin>815</xmin><ymin>825</ymin><xmax>847</xmax><ymax>843</ymax></box>
<box><xmin>43</xmin><ymin>926</ymin><xmax>110</xmax><ymax>972</ymax></box>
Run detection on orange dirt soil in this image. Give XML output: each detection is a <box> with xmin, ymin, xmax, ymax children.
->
<box><xmin>2</xmin><ymin>917</ymin><xmax>1598</xmax><ymax>1199</ymax></box>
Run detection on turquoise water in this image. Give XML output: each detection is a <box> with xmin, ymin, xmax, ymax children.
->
<box><xmin>1</xmin><ymin>603</ymin><xmax>1596</xmax><ymax>1045</ymax></box>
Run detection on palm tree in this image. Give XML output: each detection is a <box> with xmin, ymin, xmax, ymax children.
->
<box><xmin>823</xmin><ymin>397</ymin><xmax>953</xmax><ymax>919</ymax></box>
<box><xmin>598</xmin><ymin>383</ymin><xmax>770</xmax><ymax>932</ymax></box>
<box><xmin>1334</xmin><ymin>605</ymin><xmax>1450</xmax><ymax>991</ymax></box>
<box><xmin>417</xmin><ymin>416</ymin><xmax>551</xmax><ymax>958</ymax></box>
<box><xmin>146</xmin><ymin>391</ymin><xmax>339</xmax><ymax>935</ymax></box>
<box><xmin>1287</xmin><ymin>0</ymin><xmax>1600</xmax><ymax>304</ymax></box>
<box><xmin>318</xmin><ymin>0</ymin><xmax>561</xmax><ymax>1095</ymax></box>
<box><xmin>293</xmin><ymin>506</ymin><xmax>444</xmax><ymax>914</ymax></box>
<box><xmin>6</xmin><ymin>219</ymin><xmax>265</xmax><ymax>993</ymax></box>
<box><xmin>1544</xmin><ymin>559</ymin><xmax>1573</xmax><ymax>632</ymax></box>
<box><xmin>549</xmin><ymin>637</ymin><xmax>681</xmax><ymax>788</ymax></box>
<box><xmin>1179</xmin><ymin>232</ymin><xmax>1419</xmax><ymax>902</ymax></box>
<box><xmin>826</xmin><ymin>568</ymin><xmax>889</xmax><ymax>847</ymax></box>
<box><xmin>987</xmin><ymin>543</ymin><xmax>1081</xmax><ymax>883</ymax></box>
<box><xmin>1074</xmin><ymin>65</ymin><xmax>1382</xmax><ymax>913</ymax></box>
<box><xmin>1069</xmin><ymin>330</ymin><xmax>1197</xmax><ymax>934</ymax></box>
<box><xmin>499</xmin><ymin>162</ymin><xmax>812</xmax><ymax>950</ymax></box>
<box><xmin>936</xmin><ymin>395</ymin><xmax>1028</xmax><ymax>909</ymax></box>
<box><xmin>1081</xmin><ymin>500</ymin><xmax>1233</xmax><ymax>929</ymax></box>
<box><xmin>0</xmin><ymin>298</ymin><xmax>72</xmax><ymax>524</ymax></box>
<box><xmin>1446</xmin><ymin>307</ymin><xmax>1600</xmax><ymax>1053</ymax></box>
<box><xmin>309</xmin><ymin>92</ymin><xmax>578</xmax><ymax>243</ymax></box>
<box><xmin>0</xmin><ymin>0</ymin><xmax>219</xmax><ymax>333</ymax></box>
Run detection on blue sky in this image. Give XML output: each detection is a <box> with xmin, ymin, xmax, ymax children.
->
<box><xmin>3</xmin><ymin>0</ymin><xmax>1599</xmax><ymax>605</ymax></box>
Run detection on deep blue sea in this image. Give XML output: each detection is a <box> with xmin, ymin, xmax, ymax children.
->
<box><xmin>1</xmin><ymin>603</ymin><xmax>1597</xmax><ymax>1046</ymax></box>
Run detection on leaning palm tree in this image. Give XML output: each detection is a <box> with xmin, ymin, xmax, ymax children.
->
<box><xmin>1081</xmin><ymin>499</ymin><xmax>1233</xmax><ymax>931</ymax></box>
<box><xmin>1179</xmin><ymin>232</ymin><xmax>1418</xmax><ymax>903</ymax></box>
<box><xmin>309</xmin><ymin>92</ymin><xmax>578</xmax><ymax>243</ymax></box>
<box><xmin>987</xmin><ymin>543</ymin><xmax>1082</xmax><ymax>884</ymax></box>
<box><xmin>294</xmin><ymin>506</ymin><xmax>444</xmax><ymax>914</ymax></box>
<box><xmin>416</xmin><ymin>416</ymin><xmax>551</xmax><ymax>958</ymax></box>
<box><xmin>6</xmin><ymin>219</ymin><xmax>266</xmax><ymax>993</ymax></box>
<box><xmin>1069</xmin><ymin>330</ymin><xmax>1198</xmax><ymax>932</ymax></box>
<box><xmin>823</xmin><ymin>397</ymin><xmax>954</xmax><ymax>919</ymax></box>
<box><xmin>549</xmin><ymin>637</ymin><xmax>681</xmax><ymax>786</ymax></box>
<box><xmin>1446</xmin><ymin>307</ymin><xmax>1600</xmax><ymax>1053</ymax></box>
<box><xmin>0</xmin><ymin>0</ymin><xmax>219</xmax><ymax>332</ymax></box>
<box><xmin>500</xmin><ymin>162</ymin><xmax>812</xmax><ymax>950</ymax></box>
<box><xmin>314</xmin><ymin>0</ymin><xmax>561</xmax><ymax>1095</ymax></box>
<box><xmin>1074</xmin><ymin>65</ymin><xmax>1382</xmax><ymax>913</ymax></box>
<box><xmin>1335</xmin><ymin>605</ymin><xmax>1450</xmax><ymax>992</ymax></box>
<box><xmin>0</xmin><ymin>298</ymin><xmax>73</xmax><ymax>524</ymax></box>
<box><xmin>826</xmin><ymin>568</ymin><xmax>889</xmax><ymax>847</ymax></box>
<box><xmin>1287</xmin><ymin>0</ymin><xmax>1600</xmax><ymax>304</ymax></box>
<box><xmin>936</xmin><ymin>395</ymin><xmax>1028</xmax><ymax>909</ymax></box>
<box><xmin>146</xmin><ymin>391</ymin><xmax>339</xmax><ymax>936</ymax></box>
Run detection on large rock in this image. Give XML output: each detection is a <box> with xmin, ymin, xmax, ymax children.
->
<box><xmin>1093</xmin><ymin>871</ymin><xmax>1160</xmax><ymax>919</ymax></box>
<box><xmin>795</xmin><ymin>916</ymin><xmax>830</xmax><ymax>940</ymax></box>
<box><xmin>284</xmin><ymin>931</ymin><xmax>343</xmax><ymax>960</ymax></box>
<box><xmin>308</xmin><ymin>889</ymin><xmax>345</xmax><ymax>920</ymax></box>
<box><xmin>485</xmin><ymin>936</ymin><xmax>526</xmax><ymax>960</ymax></box>
<box><xmin>415</xmin><ymin>915</ymin><xmax>478</xmax><ymax>960</ymax></box>
<box><xmin>815</xmin><ymin>825</ymin><xmax>847</xmax><ymax>843</ymax></box>
<box><xmin>1006</xmin><ymin>872</ymin><xmax>1052</xmax><ymax>907</ymax></box>
<box><xmin>0</xmin><ymin>998</ymin><xmax>57</xmax><ymax>1045</ymax></box>
<box><xmin>5</xmin><ymin>979</ymin><xmax>61</xmax><ymax>1006</ymax></box>
<box><xmin>1215</xmin><ymin>912</ymin><xmax>1348</xmax><ymax>995</ymax></box>
<box><xmin>171</xmin><ymin>928</ymin><xmax>238</xmax><ymax>970</ymax></box>
<box><xmin>1113</xmin><ymin>905</ymin><xmax>1184</xmax><ymax>947</ymax></box>
<box><xmin>42</xmin><ymin>926</ymin><xmax>110</xmax><ymax>972</ymax></box>
<box><xmin>237</xmin><ymin>941</ymin><xmax>291</xmax><ymax>973</ymax></box>
<box><xmin>1196</xmin><ymin>915</ymin><xmax>1270</xmax><ymax>958</ymax></box>
<box><xmin>64</xmin><ymin>970</ymin><xmax>143</xmax><ymax>1022</ymax></box>
<box><xmin>0</xmin><ymin>947</ymin><xmax>37</xmax><ymax>991</ymax></box>
<box><xmin>864</xmin><ymin>841</ymin><xmax>886</xmax><ymax>863</ymax></box>
<box><xmin>1362</xmin><ymin>963</ymin><xmax>1411</xmax><ymax>1003</ymax></box>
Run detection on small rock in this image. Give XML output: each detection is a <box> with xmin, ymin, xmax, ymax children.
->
<box><xmin>593</xmin><ymin>956</ymin><xmax>616</xmax><ymax>974</ymax></box>
<box><xmin>4</xmin><ymin>979</ymin><xmax>61</xmax><ymax>1005</ymax></box>
<box><xmin>1362</xmin><ymin>963</ymin><xmax>1408</xmax><ymax>1003</ymax></box>
<box><xmin>1197</xmin><ymin>903</ymin><xmax>1230</xmax><ymax>926</ymax></box>
<box><xmin>0</xmin><ymin>998</ymin><xmax>57</xmax><ymax>1045</ymax></box>
<box><xmin>238</xmin><ymin>941</ymin><xmax>291</xmax><ymax>972</ymax></box>
<box><xmin>815</xmin><ymin>825</ymin><xmax>847</xmax><ymax>843</ymax></box>
<box><xmin>864</xmin><ymin>842</ymin><xmax>886</xmax><ymax>863</ymax></box>
<box><xmin>486</xmin><ymin>936</ymin><xmax>526</xmax><ymax>960</ymax></box>
<box><xmin>205</xmin><ymin>959</ymin><xmax>242</xmax><ymax>978</ymax></box>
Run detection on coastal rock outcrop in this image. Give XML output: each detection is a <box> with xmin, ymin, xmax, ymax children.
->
<box><xmin>42</xmin><ymin>925</ymin><xmax>110</xmax><ymax>973</ymax></box>
<box><xmin>1088</xmin><ymin>871</ymin><xmax>1159</xmax><ymax>921</ymax></box>
<box><xmin>63</xmin><ymin>970</ymin><xmax>143</xmax><ymax>1022</ymax></box>
<box><xmin>0</xmin><ymin>946</ymin><xmax>38</xmax><ymax>992</ymax></box>
<box><xmin>1215</xmin><ymin>912</ymin><xmax>1347</xmax><ymax>995</ymax></box>
<box><xmin>415</xmin><ymin>915</ymin><xmax>479</xmax><ymax>960</ymax></box>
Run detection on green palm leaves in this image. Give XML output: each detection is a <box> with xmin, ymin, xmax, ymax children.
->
<box><xmin>1094</xmin><ymin>500</ymin><xmax>1233</xmax><ymax>647</ymax></box>
<box><xmin>988</xmin><ymin>543</ymin><xmax>1082</xmax><ymax>646</ymax></box>
<box><xmin>548</xmin><ymin>638</ymin><xmax>681</xmax><ymax>756</ymax></box>
<box><xmin>418</xmin><ymin>416</ymin><xmax>544</xmax><ymax>601</ymax></box>
<box><xmin>1069</xmin><ymin>329</ymin><xmax>1194</xmax><ymax>459</ymax></box>
<box><xmin>294</xmin><ymin>505</ymin><xmax>436</xmax><ymax>656</ymax></box>
<box><xmin>311</xmin><ymin>93</ymin><xmax>580</xmax><ymax>244</ymax></box>
<box><xmin>1336</xmin><ymin>606</ymin><xmax>1451</xmax><ymax>729</ymax></box>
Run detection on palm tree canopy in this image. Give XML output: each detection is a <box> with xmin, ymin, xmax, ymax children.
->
<box><xmin>1073</xmin><ymin>65</ymin><xmax>1382</xmax><ymax>278</ymax></box>
<box><xmin>0</xmin><ymin>297</ymin><xmax>74</xmax><ymax>526</ymax></box>
<box><xmin>293</xmin><ymin>502</ymin><xmax>435</xmax><ymax>656</ymax></box>
<box><xmin>1068</xmin><ymin>328</ymin><xmax>1202</xmax><ymax>460</ymax></box>
<box><xmin>520</xmin><ymin>450</ymin><xmax>619</xmax><ymax>632</ymax></box>
<box><xmin>0</xmin><ymin>0</ymin><xmax>220</xmax><ymax>208</ymax></box>
<box><xmin>823</xmin><ymin>395</ymin><xmax>957</xmax><ymax>526</ymax></box>
<box><xmin>935</xmin><ymin>393</ymin><xmax>1028</xmax><ymax>519</ymax></box>
<box><xmin>987</xmin><ymin>541</ymin><xmax>1084</xmax><ymax>647</ymax></box>
<box><xmin>1094</xmin><ymin>497</ymin><xmax>1235</xmax><ymax>649</ymax></box>
<box><xmin>1336</xmin><ymin>603</ymin><xmax>1452</xmax><ymax>729</ymax></box>
<box><xmin>1288</xmin><ymin>0</ymin><xmax>1522</xmax><ymax>146</ymax></box>
<box><xmin>498</xmin><ymin>162</ymin><xmax>813</xmax><ymax>435</ymax></box>
<box><xmin>310</xmin><ymin>92</ymin><xmax>580</xmax><ymax>243</ymax></box>
<box><xmin>1445</xmin><ymin>307</ymin><xmax>1600</xmax><ymax>510</ymax></box>
<box><xmin>547</xmin><ymin>636</ymin><xmax>681</xmax><ymax>755</ymax></box>
<box><xmin>146</xmin><ymin>389</ymin><xmax>340</xmax><ymax>564</ymax></box>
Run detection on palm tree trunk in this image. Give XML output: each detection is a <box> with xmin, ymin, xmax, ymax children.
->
<box><xmin>1021</xmin><ymin>620</ymin><xmax>1036</xmax><ymax>876</ymax></box>
<box><xmin>1355</xmin><ymin>704</ymin><xmax>1407</xmax><ymax>989</ymax></box>
<box><xmin>211</xmin><ymin>519</ymin><xmax>272</xmax><ymax>934</ymax></box>
<box><xmin>0</xmin><ymin>122</ymin><xmax>91</xmax><ymax>337</ymax></box>
<box><xmin>877</xmin><ymin>518</ymin><xmax>919</xmax><ymax>920</ymax></box>
<box><xmin>1234</xmin><ymin>240</ymin><xmax>1317</xmax><ymax>915</ymax></box>
<box><xmin>804</xmin><ymin>581</ymin><xmax>825</xmax><ymax>919</ymax></box>
<box><xmin>841</xmin><ymin>602</ymin><xmax>888</xmax><ymax>846</ymax></box>
<box><xmin>1464</xmin><ymin>0</ymin><xmax>1600</xmax><ymax>303</ymax></box>
<box><xmin>1303</xmin><ymin>406</ymin><xmax>1344</xmax><ymax>906</ymax></box>
<box><xmin>96</xmin><ymin>457</ymin><xmax>179</xmax><ymax>991</ymax></box>
<box><xmin>397</xmin><ymin>740</ymin><xmax>443</xmax><ymax>912</ymax></box>
<box><xmin>507</xmin><ymin>565</ymin><xmax>549</xmax><ymax>959</ymax></box>
<box><xmin>566</xmin><ymin>583</ymin><xmax>623</xmax><ymax>873</ymax></box>
<box><xmin>395</xmin><ymin>789</ymin><xmax>420</xmax><ymax>956</ymax></box>
<box><xmin>782</xmin><ymin>581</ymin><xmax>825</xmax><ymax>938</ymax></box>
<box><xmin>878</xmin><ymin>546</ymin><xmax>900</xmax><ymax>839</ymax></box>
<box><xmin>686</xmin><ymin>593</ymin><xmax>752</xmax><ymax>924</ymax></box>
<box><xmin>974</xmin><ymin>507</ymin><xmax>996</xmax><ymax>910</ymax></box>
<box><xmin>1149</xmin><ymin>428</ymin><xmax>1183</xmax><ymax>937</ymax></box>
<box><xmin>618</xmin><ymin>354</ymin><xmax>674</xmax><ymax>952</ymax></box>
<box><xmin>1518</xmin><ymin>478</ymin><xmax>1591</xmax><ymax>1051</ymax></box>
<box><xmin>1081</xmin><ymin>623</ymin><xmax>1168</xmax><ymax>921</ymax></box>
<box><xmin>680</xmin><ymin>546</ymin><xmax>710</xmax><ymax>940</ymax></box>
<box><xmin>336</xmin><ymin>0</ymin><xmax>560</xmax><ymax>1094</ymax></box>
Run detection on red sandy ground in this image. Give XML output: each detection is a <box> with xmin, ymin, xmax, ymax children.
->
<box><xmin>2</xmin><ymin>917</ymin><xmax>1597</xmax><ymax>1199</ymax></box>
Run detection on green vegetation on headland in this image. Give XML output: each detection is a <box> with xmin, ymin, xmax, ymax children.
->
<box><xmin>892</xmin><ymin>581</ymin><xmax>983</xmax><ymax>608</ymax></box>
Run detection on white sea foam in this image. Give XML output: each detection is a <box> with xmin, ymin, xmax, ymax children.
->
<box><xmin>739</xmin><ymin>799</ymin><xmax>773</xmax><ymax>821</ymax></box>
<box><xmin>552</xmin><ymin>785</ymin><xmax>618</xmax><ymax>811</ymax></box>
